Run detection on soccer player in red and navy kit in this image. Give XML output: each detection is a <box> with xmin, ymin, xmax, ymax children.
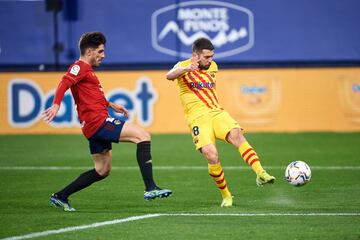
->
<box><xmin>43</xmin><ymin>32</ymin><xmax>172</xmax><ymax>211</ymax></box>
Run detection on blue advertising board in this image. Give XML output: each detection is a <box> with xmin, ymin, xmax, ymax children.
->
<box><xmin>0</xmin><ymin>0</ymin><xmax>359</xmax><ymax>66</ymax></box>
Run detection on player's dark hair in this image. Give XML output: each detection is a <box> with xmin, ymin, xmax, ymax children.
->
<box><xmin>78</xmin><ymin>32</ymin><xmax>106</xmax><ymax>55</ymax></box>
<box><xmin>192</xmin><ymin>38</ymin><xmax>214</xmax><ymax>53</ymax></box>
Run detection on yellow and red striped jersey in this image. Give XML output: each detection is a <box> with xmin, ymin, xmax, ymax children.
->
<box><xmin>174</xmin><ymin>58</ymin><xmax>222</xmax><ymax>122</ymax></box>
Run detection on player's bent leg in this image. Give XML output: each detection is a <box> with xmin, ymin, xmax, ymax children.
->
<box><xmin>50</xmin><ymin>167</ymin><xmax>107</xmax><ymax>211</ymax></box>
<box><xmin>227</xmin><ymin>128</ymin><xmax>276</xmax><ymax>186</ymax></box>
<box><xmin>202</xmin><ymin>144</ymin><xmax>233</xmax><ymax>207</ymax></box>
<box><xmin>50</xmin><ymin>151</ymin><xmax>111</xmax><ymax>211</ymax></box>
<box><xmin>119</xmin><ymin>122</ymin><xmax>172</xmax><ymax>200</ymax></box>
<box><xmin>92</xmin><ymin>150</ymin><xmax>113</xmax><ymax>177</ymax></box>
<box><xmin>139</xmin><ymin>140</ymin><xmax>172</xmax><ymax>200</ymax></box>
<box><xmin>225</xmin><ymin>128</ymin><xmax>246</xmax><ymax>148</ymax></box>
<box><xmin>119</xmin><ymin>122</ymin><xmax>150</xmax><ymax>143</ymax></box>
<box><xmin>201</xmin><ymin>144</ymin><xmax>219</xmax><ymax>165</ymax></box>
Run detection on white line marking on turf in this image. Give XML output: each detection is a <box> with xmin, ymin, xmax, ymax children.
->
<box><xmin>0</xmin><ymin>166</ymin><xmax>360</xmax><ymax>171</ymax></box>
<box><xmin>1</xmin><ymin>213</ymin><xmax>359</xmax><ymax>240</ymax></box>
<box><xmin>163</xmin><ymin>213</ymin><xmax>360</xmax><ymax>217</ymax></box>
<box><xmin>0</xmin><ymin>214</ymin><xmax>161</xmax><ymax>240</ymax></box>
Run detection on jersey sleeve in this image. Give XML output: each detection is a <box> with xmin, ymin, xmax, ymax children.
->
<box><xmin>53</xmin><ymin>62</ymin><xmax>90</xmax><ymax>105</ymax></box>
<box><xmin>171</xmin><ymin>62</ymin><xmax>180</xmax><ymax>69</ymax></box>
<box><xmin>174</xmin><ymin>61</ymin><xmax>190</xmax><ymax>80</ymax></box>
<box><xmin>178</xmin><ymin>60</ymin><xmax>190</xmax><ymax>68</ymax></box>
<box><xmin>52</xmin><ymin>77</ymin><xmax>73</xmax><ymax>105</ymax></box>
<box><xmin>63</xmin><ymin>63</ymin><xmax>90</xmax><ymax>84</ymax></box>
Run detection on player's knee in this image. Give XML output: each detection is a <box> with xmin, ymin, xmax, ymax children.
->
<box><xmin>138</xmin><ymin>129</ymin><xmax>151</xmax><ymax>142</ymax></box>
<box><xmin>227</xmin><ymin>128</ymin><xmax>246</xmax><ymax>147</ymax></box>
<box><xmin>96</xmin><ymin>163</ymin><xmax>112</xmax><ymax>177</ymax></box>
<box><xmin>97</xmin><ymin>167</ymin><xmax>111</xmax><ymax>177</ymax></box>
<box><xmin>104</xmin><ymin>166</ymin><xmax>112</xmax><ymax>177</ymax></box>
<box><xmin>203</xmin><ymin>149</ymin><xmax>219</xmax><ymax>164</ymax></box>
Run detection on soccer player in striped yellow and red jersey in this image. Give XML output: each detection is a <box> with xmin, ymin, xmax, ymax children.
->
<box><xmin>166</xmin><ymin>38</ymin><xmax>275</xmax><ymax>207</ymax></box>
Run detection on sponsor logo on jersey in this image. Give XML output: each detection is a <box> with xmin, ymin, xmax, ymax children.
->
<box><xmin>70</xmin><ymin>65</ymin><xmax>80</xmax><ymax>76</ymax></box>
<box><xmin>152</xmin><ymin>1</ymin><xmax>254</xmax><ymax>59</ymax></box>
<box><xmin>189</xmin><ymin>81</ymin><xmax>215</xmax><ymax>89</ymax></box>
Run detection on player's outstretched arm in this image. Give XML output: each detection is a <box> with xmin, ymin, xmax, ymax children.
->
<box><xmin>42</xmin><ymin>104</ymin><xmax>60</xmax><ymax>123</ymax></box>
<box><xmin>166</xmin><ymin>66</ymin><xmax>187</xmax><ymax>81</ymax></box>
<box><xmin>42</xmin><ymin>77</ymin><xmax>72</xmax><ymax>123</ymax></box>
<box><xmin>166</xmin><ymin>55</ymin><xmax>199</xmax><ymax>80</ymax></box>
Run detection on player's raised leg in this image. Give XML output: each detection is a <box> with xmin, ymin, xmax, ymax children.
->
<box><xmin>201</xmin><ymin>144</ymin><xmax>233</xmax><ymax>207</ymax></box>
<box><xmin>50</xmin><ymin>151</ymin><xmax>111</xmax><ymax>211</ymax></box>
<box><xmin>120</xmin><ymin>122</ymin><xmax>172</xmax><ymax>200</ymax></box>
<box><xmin>226</xmin><ymin>128</ymin><xmax>275</xmax><ymax>186</ymax></box>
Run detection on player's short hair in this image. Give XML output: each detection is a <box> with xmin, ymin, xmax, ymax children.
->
<box><xmin>78</xmin><ymin>32</ymin><xmax>106</xmax><ymax>55</ymax></box>
<box><xmin>192</xmin><ymin>38</ymin><xmax>214</xmax><ymax>53</ymax></box>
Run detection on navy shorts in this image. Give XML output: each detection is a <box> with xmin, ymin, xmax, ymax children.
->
<box><xmin>88</xmin><ymin>118</ymin><xmax>125</xmax><ymax>154</ymax></box>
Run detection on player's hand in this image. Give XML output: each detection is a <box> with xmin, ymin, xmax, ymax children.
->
<box><xmin>108</xmin><ymin>102</ymin><xmax>129</xmax><ymax>118</ymax></box>
<box><xmin>42</xmin><ymin>104</ymin><xmax>60</xmax><ymax>123</ymax></box>
<box><xmin>186</xmin><ymin>54</ymin><xmax>199</xmax><ymax>72</ymax></box>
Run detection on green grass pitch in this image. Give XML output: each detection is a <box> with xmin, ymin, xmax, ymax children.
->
<box><xmin>0</xmin><ymin>133</ymin><xmax>359</xmax><ymax>239</ymax></box>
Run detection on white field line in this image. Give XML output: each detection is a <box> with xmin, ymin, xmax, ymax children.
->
<box><xmin>1</xmin><ymin>212</ymin><xmax>359</xmax><ymax>240</ymax></box>
<box><xmin>0</xmin><ymin>166</ymin><xmax>359</xmax><ymax>171</ymax></box>
<box><xmin>163</xmin><ymin>213</ymin><xmax>360</xmax><ymax>217</ymax></box>
<box><xmin>0</xmin><ymin>214</ymin><xmax>161</xmax><ymax>240</ymax></box>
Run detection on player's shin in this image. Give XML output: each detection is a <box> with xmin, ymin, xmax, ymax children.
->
<box><xmin>208</xmin><ymin>163</ymin><xmax>232</xmax><ymax>199</ymax></box>
<box><xmin>238</xmin><ymin>141</ymin><xmax>264</xmax><ymax>174</ymax></box>
<box><xmin>136</xmin><ymin>141</ymin><xmax>156</xmax><ymax>191</ymax></box>
<box><xmin>56</xmin><ymin>168</ymin><xmax>105</xmax><ymax>200</ymax></box>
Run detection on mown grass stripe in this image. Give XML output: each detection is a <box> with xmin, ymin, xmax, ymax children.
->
<box><xmin>0</xmin><ymin>166</ymin><xmax>359</xmax><ymax>170</ymax></box>
<box><xmin>0</xmin><ymin>214</ymin><xmax>161</xmax><ymax>240</ymax></box>
<box><xmin>1</xmin><ymin>213</ymin><xmax>359</xmax><ymax>240</ymax></box>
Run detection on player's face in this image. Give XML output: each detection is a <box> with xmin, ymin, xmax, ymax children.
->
<box><xmin>89</xmin><ymin>44</ymin><xmax>105</xmax><ymax>67</ymax></box>
<box><xmin>197</xmin><ymin>49</ymin><xmax>214</xmax><ymax>70</ymax></box>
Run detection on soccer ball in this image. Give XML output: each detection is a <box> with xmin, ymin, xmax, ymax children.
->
<box><xmin>285</xmin><ymin>161</ymin><xmax>311</xmax><ymax>186</ymax></box>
